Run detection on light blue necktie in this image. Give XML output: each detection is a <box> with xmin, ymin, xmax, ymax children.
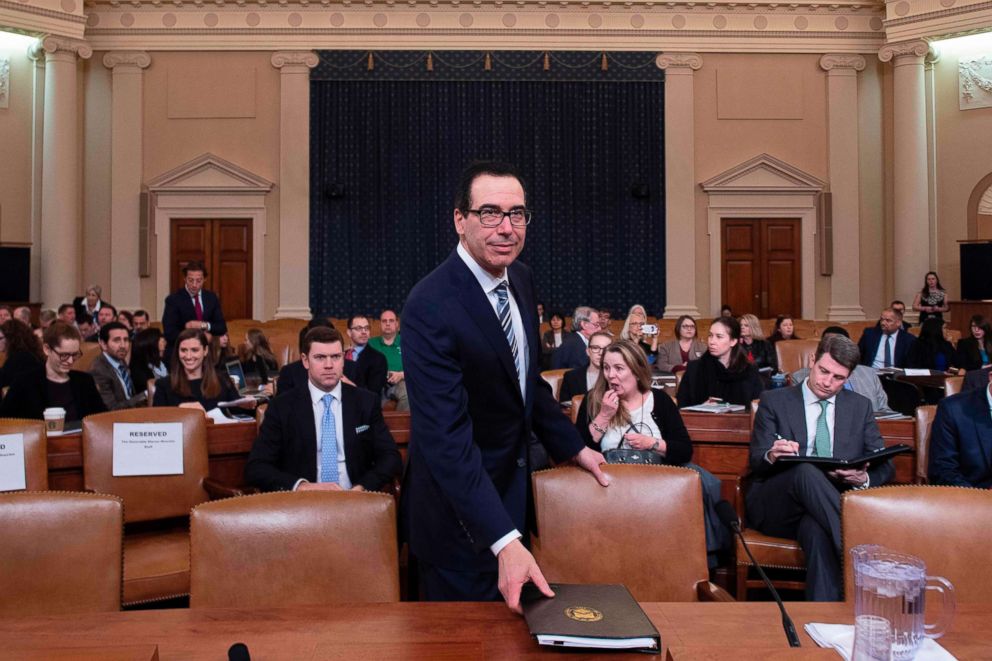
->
<box><xmin>495</xmin><ymin>282</ymin><xmax>519</xmax><ymax>376</ymax></box>
<box><xmin>319</xmin><ymin>393</ymin><xmax>339</xmax><ymax>484</ymax></box>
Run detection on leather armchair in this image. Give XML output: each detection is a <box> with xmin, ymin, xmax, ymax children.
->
<box><xmin>540</xmin><ymin>369</ymin><xmax>568</xmax><ymax>401</ymax></box>
<box><xmin>0</xmin><ymin>418</ymin><xmax>49</xmax><ymax>491</ymax></box>
<box><xmin>0</xmin><ymin>491</ymin><xmax>123</xmax><ymax>616</ymax></box>
<box><xmin>775</xmin><ymin>339</ymin><xmax>820</xmax><ymax>376</ymax></box>
<box><xmin>531</xmin><ymin>465</ymin><xmax>732</xmax><ymax>602</ymax></box>
<box><xmin>190</xmin><ymin>490</ymin><xmax>399</xmax><ymax>608</ymax></box>
<box><xmin>914</xmin><ymin>405</ymin><xmax>936</xmax><ymax>484</ymax></box>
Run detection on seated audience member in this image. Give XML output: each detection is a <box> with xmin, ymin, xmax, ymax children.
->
<box><xmin>962</xmin><ymin>366</ymin><xmax>992</xmax><ymax>393</ymax></box>
<box><xmin>245</xmin><ymin>326</ymin><xmax>402</xmax><ymax>493</ymax></box>
<box><xmin>620</xmin><ymin>308</ymin><xmax>658</xmax><ymax>363</ymax></box>
<box><xmin>276</xmin><ymin>318</ymin><xmax>335</xmax><ymax>394</ymax></box>
<box><xmin>739</xmin><ymin>313</ymin><xmax>778</xmax><ymax>371</ymax></box>
<box><xmin>343</xmin><ymin>315</ymin><xmax>387</xmax><ymax>396</ymax></box>
<box><xmin>790</xmin><ymin>327</ymin><xmax>894</xmax><ymax>413</ymax></box>
<box><xmin>598</xmin><ymin>308</ymin><xmax>613</xmax><ymax>333</ymax></box>
<box><xmin>552</xmin><ymin>306</ymin><xmax>600</xmax><ymax>370</ymax></box>
<box><xmin>906</xmin><ymin>318</ymin><xmax>956</xmax><ymax>372</ymax></box>
<box><xmin>656</xmin><ymin>315</ymin><xmax>705</xmax><ymax>374</ymax></box>
<box><xmin>0</xmin><ymin>319</ymin><xmax>45</xmax><ymax>390</ymax></box>
<box><xmin>887</xmin><ymin>300</ymin><xmax>913</xmax><ymax>331</ymax></box>
<box><xmin>0</xmin><ymin>322</ymin><xmax>106</xmax><ymax>422</ymax></box>
<box><xmin>162</xmin><ymin>260</ymin><xmax>227</xmax><ymax>354</ymax></box>
<box><xmin>153</xmin><ymin>329</ymin><xmax>252</xmax><ymax>412</ymax></box>
<box><xmin>73</xmin><ymin>284</ymin><xmax>105</xmax><ymax>321</ymax></box>
<box><xmin>116</xmin><ymin>310</ymin><xmax>134</xmax><ymax>333</ymax></box>
<box><xmin>677</xmin><ymin>316</ymin><xmax>764</xmax><ymax>409</ymax></box>
<box><xmin>541</xmin><ymin>311</ymin><xmax>568</xmax><ymax>370</ymax></box>
<box><xmin>748</xmin><ymin>334</ymin><xmax>894</xmax><ymax>601</ymax></box>
<box><xmin>0</xmin><ymin>305</ymin><xmax>11</xmax><ymax>324</ymax></box>
<box><xmin>954</xmin><ymin>314</ymin><xmax>992</xmax><ymax>371</ymax></box>
<box><xmin>13</xmin><ymin>306</ymin><xmax>32</xmax><ymax>327</ymax></box>
<box><xmin>95</xmin><ymin>304</ymin><xmax>117</xmax><ymax>332</ymax></box>
<box><xmin>130</xmin><ymin>327</ymin><xmax>168</xmax><ymax>391</ymax></box>
<box><xmin>929</xmin><ymin>368</ymin><xmax>992</xmax><ymax>488</ymax></box>
<box><xmin>210</xmin><ymin>332</ymin><xmax>238</xmax><ymax>370</ymax></box>
<box><xmin>368</xmin><ymin>309</ymin><xmax>408</xmax><ymax>411</ymax></box>
<box><xmin>39</xmin><ymin>309</ymin><xmax>57</xmax><ymax>330</ymax></box>
<box><xmin>131</xmin><ymin>309</ymin><xmax>151</xmax><ymax>333</ymax></box>
<box><xmin>575</xmin><ymin>339</ymin><xmax>727</xmax><ymax>566</ymax></box>
<box><xmin>240</xmin><ymin>328</ymin><xmax>280</xmax><ymax>385</ymax></box>
<box><xmin>559</xmin><ymin>331</ymin><xmax>612</xmax><ymax>404</ymax></box>
<box><xmin>536</xmin><ymin>302</ymin><xmax>545</xmax><ymax>325</ymax></box>
<box><xmin>720</xmin><ymin>304</ymin><xmax>734</xmax><ymax>318</ymax></box>
<box><xmin>767</xmin><ymin>314</ymin><xmax>800</xmax><ymax>345</ymax></box>
<box><xmin>89</xmin><ymin>321</ymin><xmax>146</xmax><ymax>410</ymax></box>
<box><xmin>76</xmin><ymin>312</ymin><xmax>97</xmax><ymax>343</ymax></box>
<box><xmin>857</xmin><ymin>307</ymin><xmax>916</xmax><ymax>369</ymax></box>
<box><xmin>56</xmin><ymin>303</ymin><xmax>76</xmax><ymax>326</ymax></box>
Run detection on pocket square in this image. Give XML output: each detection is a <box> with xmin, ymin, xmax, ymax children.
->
<box><xmin>355</xmin><ymin>424</ymin><xmax>370</xmax><ymax>433</ymax></box>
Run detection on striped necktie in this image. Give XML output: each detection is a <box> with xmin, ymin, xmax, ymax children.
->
<box><xmin>494</xmin><ymin>282</ymin><xmax>519</xmax><ymax>377</ymax></box>
<box><xmin>319</xmin><ymin>393</ymin><xmax>339</xmax><ymax>484</ymax></box>
<box><xmin>118</xmin><ymin>363</ymin><xmax>133</xmax><ymax>398</ymax></box>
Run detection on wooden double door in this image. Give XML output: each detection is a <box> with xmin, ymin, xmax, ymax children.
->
<box><xmin>170</xmin><ymin>219</ymin><xmax>252</xmax><ymax>321</ymax></box>
<box><xmin>721</xmin><ymin>218</ymin><xmax>801</xmax><ymax>320</ymax></box>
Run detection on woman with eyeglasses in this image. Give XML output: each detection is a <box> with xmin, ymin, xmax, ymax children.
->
<box><xmin>559</xmin><ymin>330</ymin><xmax>612</xmax><ymax>404</ymax></box>
<box><xmin>677</xmin><ymin>316</ymin><xmax>764</xmax><ymax>409</ymax></box>
<box><xmin>620</xmin><ymin>307</ymin><xmax>658</xmax><ymax>363</ymax></box>
<box><xmin>0</xmin><ymin>322</ymin><xmax>106</xmax><ymax>422</ymax></box>
<box><xmin>656</xmin><ymin>315</ymin><xmax>706</xmax><ymax>373</ymax></box>
<box><xmin>153</xmin><ymin>329</ymin><xmax>251</xmax><ymax>412</ymax></box>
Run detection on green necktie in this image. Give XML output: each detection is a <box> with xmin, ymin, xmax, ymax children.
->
<box><xmin>813</xmin><ymin>399</ymin><xmax>831</xmax><ymax>457</ymax></box>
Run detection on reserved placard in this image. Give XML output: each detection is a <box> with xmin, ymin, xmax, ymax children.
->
<box><xmin>112</xmin><ymin>423</ymin><xmax>184</xmax><ymax>477</ymax></box>
<box><xmin>0</xmin><ymin>433</ymin><xmax>27</xmax><ymax>491</ymax></box>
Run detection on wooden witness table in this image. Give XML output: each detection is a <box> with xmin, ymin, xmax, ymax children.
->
<box><xmin>0</xmin><ymin>602</ymin><xmax>989</xmax><ymax>659</ymax></box>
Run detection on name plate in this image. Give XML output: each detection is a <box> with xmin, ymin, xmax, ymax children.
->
<box><xmin>112</xmin><ymin>423</ymin><xmax>184</xmax><ymax>477</ymax></box>
<box><xmin>0</xmin><ymin>434</ymin><xmax>27</xmax><ymax>491</ymax></box>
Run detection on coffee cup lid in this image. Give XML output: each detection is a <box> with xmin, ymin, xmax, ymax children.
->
<box><xmin>43</xmin><ymin>407</ymin><xmax>66</xmax><ymax>416</ymax></box>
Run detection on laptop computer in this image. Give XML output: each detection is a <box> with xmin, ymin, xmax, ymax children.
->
<box><xmin>225</xmin><ymin>360</ymin><xmax>269</xmax><ymax>402</ymax></box>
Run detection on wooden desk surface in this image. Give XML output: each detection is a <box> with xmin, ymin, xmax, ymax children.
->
<box><xmin>0</xmin><ymin>601</ymin><xmax>988</xmax><ymax>660</ymax></box>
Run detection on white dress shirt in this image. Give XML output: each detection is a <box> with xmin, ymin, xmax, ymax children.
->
<box><xmin>294</xmin><ymin>379</ymin><xmax>351</xmax><ymax>490</ymax></box>
<box><xmin>871</xmin><ymin>331</ymin><xmax>899</xmax><ymax>369</ymax></box>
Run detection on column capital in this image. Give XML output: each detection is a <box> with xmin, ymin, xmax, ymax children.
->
<box><xmin>29</xmin><ymin>36</ymin><xmax>93</xmax><ymax>61</ymax></box>
<box><xmin>655</xmin><ymin>52</ymin><xmax>702</xmax><ymax>72</ymax></box>
<box><xmin>878</xmin><ymin>40</ymin><xmax>932</xmax><ymax>63</ymax></box>
<box><xmin>103</xmin><ymin>51</ymin><xmax>151</xmax><ymax>70</ymax></box>
<box><xmin>271</xmin><ymin>51</ymin><xmax>319</xmax><ymax>71</ymax></box>
<box><xmin>819</xmin><ymin>54</ymin><xmax>866</xmax><ymax>72</ymax></box>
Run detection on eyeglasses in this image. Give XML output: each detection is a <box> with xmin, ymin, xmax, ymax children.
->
<box><xmin>53</xmin><ymin>350</ymin><xmax>83</xmax><ymax>363</ymax></box>
<box><xmin>466</xmin><ymin>206</ymin><xmax>533</xmax><ymax>227</ymax></box>
<box><xmin>350</xmin><ymin>325</ymin><xmax>371</xmax><ymax>332</ymax></box>
<box><xmin>588</xmin><ymin>346</ymin><xmax>610</xmax><ymax>354</ymax></box>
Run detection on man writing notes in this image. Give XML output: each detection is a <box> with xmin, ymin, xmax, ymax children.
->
<box><xmin>401</xmin><ymin>161</ymin><xmax>609</xmax><ymax>612</ymax></box>
<box><xmin>747</xmin><ymin>334</ymin><xmax>893</xmax><ymax>601</ymax></box>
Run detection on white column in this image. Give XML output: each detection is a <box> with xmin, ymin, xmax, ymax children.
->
<box><xmin>879</xmin><ymin>40</ymin><xmax>932</xmax><ymax>308</ymax></box>
<box><xmin>657</xmin><ymin>52</ymin><xmax>702</xmax><ymax>319</ymax></box>
<box><xmin>104</xmin><ymin>51</ymin><xmax>151</xmax><ymax>310</ymax></box>
<box><xmin>29</xmin><ymin>36</ymin><xmax>92</xmax><ymax>309</ymax></box>
<box><xmin>820</xmin><ymin>54</ymin><xmax>866</xmax><ymax>321</ymax></box>
<box><xmin>271</xmin><ymin>51</ymin><xmax>318</xmax><ymax>320</ymax></box>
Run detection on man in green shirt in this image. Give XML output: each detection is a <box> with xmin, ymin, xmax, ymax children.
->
<box><xmin>369</xmin><ymin>309</ymin><xmax>408</xmax><ymax>411</ymax></box>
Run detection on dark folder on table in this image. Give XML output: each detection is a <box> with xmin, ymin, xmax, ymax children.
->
<box><xmin>521</xmin><ymin>583</ymin><xmax>660</xmax><ymax>653</ymax></box>
<box><xmin>776</xmin><ymin>443</ymin><xmax>912</xmax><ymax>471</ymax></box>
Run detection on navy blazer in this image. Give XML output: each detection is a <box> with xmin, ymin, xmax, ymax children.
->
<box><xmin>162</xmin><ymin>287</ymin><xmax>227</xmax><ymax>349</ymax></box>
<box><xmin>245</xmin><ymin>381</ymin><xmax>402</xmax><ymax>492</ymax></box>
<box><xmin>275</xmin><ymin>360</ymin><xmax>307</xmax><ymax>394</ymax></box>
<box><xmin>552</xmin><ymin>332</ymin><xmax>589</xmax><ymax>370</ymax></box>
<box><xmin>857</xmin><ymin>327</ymin><xmax>915</xmax><ymax>368</ymax></box>
<box><xmin>401</xmin><ymin>251</ymin><xmax>584</xmax><ymax>572</ymax></box>
<box><xmin>344</xmin><ymin>345</ymin><xmax>388</xmax><ymax>396</ymax></box>
<box><xmin>928</xmin><ymin>387</ymin><xmax>992</xmax><ymax>489</ymax></box>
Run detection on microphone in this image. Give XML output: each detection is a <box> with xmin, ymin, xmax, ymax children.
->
<box><xmin>228</xmin><ymin>643</ymin><xmax>251</xmax><ymax>661</ymax></box>
<box><xmin>715</xmin><ymin>500</ymin><xmax>802</xmax><ymax>648</ymax></box>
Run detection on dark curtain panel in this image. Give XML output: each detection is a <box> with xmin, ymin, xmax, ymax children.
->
<box><xmin>310</xmin><ymin>51</ymin><xmax>665</xmax><ymax>319</ymax></box>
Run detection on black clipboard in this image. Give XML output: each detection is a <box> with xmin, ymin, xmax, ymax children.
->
<box><xmin>776</xmin><ymin>443</ymin><xmax>912</xmax><ymax>470</ymax></box>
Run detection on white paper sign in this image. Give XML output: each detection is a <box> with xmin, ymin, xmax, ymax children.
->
<box><xmin>903</xmin><ymin>368</ymin><xmax>932</xmax><ymax>376</ymax></box>
<box><xmin>112</xmin><ymin>423</ymin><xmax>184</xmax><ymax>477</ymax></box>
<box><xmin>0</xmin><ymin>434</ymin><xmax>27</xmax><ymax>491</ymax></box>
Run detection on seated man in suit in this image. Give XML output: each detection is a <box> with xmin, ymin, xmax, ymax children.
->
<box><xmin>76</xmin><ymin>312</ymin><xmax>98</xmax><ymax>343</ymax></box>
<box><xmin>343</xmin><ymin>314</ymin><xmax>387</xmax><ymax>396</ymax></box>
<box><xmin>57</xmin><ymin>303</ymin><xmax>76</xmax><ymax>326</ymax></box>
<box><xmin>131</xmin><ymin>309</ymin><xmax>151</xmax><ymax>334</ymax></box>
<box><xmin>748</xmin><ymin>334</ymin><xmax>894</xmax><ymax>601</ymax></box>
<box><xmin>558</xmin><ymin>331</ymin><xmax>611</xmax><ymax>404</ymax></box>
<box><xmin>929</xmin><ymin>368</ymin><xmax>992</xmax><ymax>488</ymax></box>
<box><xmin>275</xmin><ymin>318</ymin><xmax>334</xmax><ymax>394</ymax></box>
<box><xmin>95</xmin><ymin>304</ymin><xmax>117</xmax><ymax>332</ymax></box>
<box><xmin>13</xmin><ymin>306</ymin><xmax>33</xmax><ymax>327</ymax></box>
<box><xmin>162</xmin><ymin>260</ymin><xmax>227</xmax><ymax>354</ymax></box>
<box><xmin>858</xmin><ymin>307</ymin><xmax>916</xmax><ymax>369</ymax></box>
<box><xmin>552</xmin><ymin>306</ymin><xmax>600</xmax><ymax>370</ymax></box>
<box><xmin>245</xmin><ymin>326</ymin><xmax>402</xmax><ymax>493</ymax></box>
<box><xmin>89</xmin><ymin>321</ymin><xmax>147</xmax><ymax>410</ymax></box>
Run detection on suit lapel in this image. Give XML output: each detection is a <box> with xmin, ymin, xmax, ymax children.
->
<box><xmin>97</xmin><ymin>354</ymin><xmax>124</xmax><ymax>400</ymax></box>
<box><xmin>787</xmin><ymin>386</ymin><xmax>810</xmax><ymax>453</ymax></box>
<box><xmin>970</xmin><ymin>389</ymin><xmax>992</xmax><ymax>470</ymax></box>
<box><xmin>295</xmin><ymin>385</ymin><xmax>318</xmax><ymax>482</ymax></box>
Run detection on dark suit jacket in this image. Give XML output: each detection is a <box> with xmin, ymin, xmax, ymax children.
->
<box><xmin>161</xmin><ymin>287</ymin><xmax>227</xmax><ymax>349</ymax></box>
<box><xmin>275</xmin><ymin>360</ymin><xmax>307</xmax><ymax>394</ymax></box>
<box><xmin>857</xmin><ymin>327</ymin><xmax>915</xmax><ymax>368</ymax></box>
<box><xmin>401</xmin><ymin>251</ymin><xmax>584</xmax><ymax>573</ymax></box>
<box><xmin>928</xmin><ymin>387</ymin><xmax>992</xmax><ymax>488</ymax></box>
<box><xmin>344</xmin><ymin>345</ymin><xmax>387</xmax><ymax>396</ymax></box>
<box><xmin>0</xmin><ymin>366</ymin><xmax>107</xmax><ymax>422</ymax></box>
<box><xmin>963</xmin><ymin>367</ymin><xmax>992</xmax><ymax>393</ymax></box>
<box><xmin>954</xmin><ymin>337</ymin><xmax>990</xmax><ymax>372</ymax></box>
<box><xmin>558</xmin><ymin>367</ymin><xmax>590</xmax><ymax>404</ymax></box>
<box><xmin>89</xmin><ymin>353</ymin><xmax>147</xmax><ymax>410</ymax></box>
<box><xmin>245</xmin><ymin>382</ymin><xmax>401</xmax><ymax>492</ymax></box>
<box><xmin>552</xmin><ymin>332</ymin><xmax>589</xmax><ymax>370</ymax></box>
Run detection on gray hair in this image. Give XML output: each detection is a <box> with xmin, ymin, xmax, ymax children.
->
<box><xmin>572</xmin><ymin>306</ymin><xmax>595</xmax><ymax>332</ymax></box>
<box><xmin>814</xmin><ymin>334</ymin><xmax>860</xmax><ymax>373</ymax></box>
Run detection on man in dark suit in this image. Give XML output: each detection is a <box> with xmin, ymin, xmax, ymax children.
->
<box><xmin>748</xmin><ymin>334</ymin><xmax>894</xmax><ymax>601</ymax></box>
<box><xmin>551</xmin><ymin>306</ymin><xmax>600</xmax><ymax>370</ymax></box>
<box><xmin>245</xmin><ymin>326</ymin><xmax>402</xmax><ymax>493</ymax></box>
<box><xmin>89</xmin><ymin>322</ymin><xmax>147</xmax><ymax>410</ymax></box>
<box><xmin>858</xmin><ymin>307</ymin><xmax>915</xmax><ymax>369</ymax></box>
<box><xmin>343</xmin><ymin>314</ymin><xmax>387</xmax><ymax>396</ymax></box>
<box><xmin>275</xmin><ymin>318</ymin><xmax>334</xmax><ymax>394</ymax></box>
<box><xmin>162</xmin><ymin>260</ymin><xmax>227</xmax><ymax>353</ymax></box>
<box><xmin>929</xmin><ymin>368</ymin><xmax>992</xmax><ymax>488</ymax></box>
<box><xmin>961</xmin><ymin>366</ymin><xmax>991</xmax><ymax>393</ymax></box>
<box><xmin>401</xmin><ymin>161</ymin><xmax>608</xmax><ymax>613</ymax></box>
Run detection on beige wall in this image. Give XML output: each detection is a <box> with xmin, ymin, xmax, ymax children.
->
<box><xmin>0</xmin><ymin>40</ymin><xmax>35</xmax><ymax>245</ymax></box>
<box><xmin>82</xmin><ymin>57</ymin><xmax>111</xmax><ymax>299</ymax></box>
<box><xmin>859</xmin><ymin>58</ymin><xmax>887</xmax><ymax>321</ymax></box>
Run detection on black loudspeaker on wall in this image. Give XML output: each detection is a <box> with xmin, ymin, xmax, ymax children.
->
<box><xmin>0</xmin><ymin>246</ymin><xmax>30</xmax><ymax>301</ymax></box>
<box><xmin>960</xmin><ymin>242</ymin><xmax>992</xmax><ymax>300</ymax></box>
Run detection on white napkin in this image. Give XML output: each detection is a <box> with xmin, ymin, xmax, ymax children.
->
<box><xmin>804</xmin><ymin>623</ymin><xmax>957</xmax><ymax>661</ymax></box>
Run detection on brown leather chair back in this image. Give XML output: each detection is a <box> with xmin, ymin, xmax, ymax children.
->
<box><xmin>775</xmin><ymin>339</ymin><xmax>820</xmax><ymax>375</ymax></box>
<box><xmin>914</xmin><ymin>405</ymin><xmax>936</xmax><ymax>484</ymax></box>
<box><xmin>842</xmin><ymin>486</ymin><xmax>992</xmax><ymax>603</ymax></box>
<box><xmin>540</xmin><ymin>369</ymin><xmax>568</xmax><ymax>400</ymax></box>
<box><xmin>944</xmin><ymin>376</ymin><xmax>963</xmax><ymax>398</ymax></box>
<box><xmin>570</xmin><ymin>394</ymin><xmax>584</xmax><ymax>424</ymax></box>
<box><xmin>72</xmin><ymin>343</ymin><xmax>103</xmax><ymax>372</ymax></box>
<box><xmin>0</xmin><ymin>418</ymin><xmax>49</xmax><ymax>491</ymax></box>
<box><xmin>0</xmin><ymin>491</ymin><xmax>123</xmax><ymax>616</ymax></box>
<box><xmin>267</xmin><ymin>331</ymin><xmax>298</xmax><ymax>368</ymax></box>
<box><xmin>82</xmin><ymin>408</ymin><xmax>209</xmax><ymax>523</ymax></box>
<box><xmin>531</xmin><ymin>465</ymin><xmax>708</xmax><ymax>602</ymax></box>
<box><xmin>190</xmin><ymin>491</ymin><xmax>399</xmax><ymax>608</ymax></box>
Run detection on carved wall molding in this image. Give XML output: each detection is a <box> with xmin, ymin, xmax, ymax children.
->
<box><xmin>29</xmin><ymin>35</ymin><xmax>94</xmax><ymax>59</ymax></box>
<box><xmin>819</xmin><ymin>52</ymin><xmax>866</xmax><ymax>70</ymax></box>
<box><xmin>0</xmin><ymin>57</ymin><xmax>9</xmax><ymax>110</ymax></box>
<box><xmin>960</xmin><ymin>54</ymin><xmax>992</xmax><ymax>110</ymax></box>
<box><xmin>102</xmin><ymin>50</ymin><xmax>151</xmax><ymax>68</ymax></box>
<box><xmin>271</xmin><ymin>50</ymin><xmax>319</xmax><ymax>69</ymax></box>
<box><xmin>878</xmin><ymin>38</ymin><xmax>930</xmax><ymax>62</ymax></box>
<box><xmin>656</xmin><ymin>52</ymin><xmax>702</xmax><ymax>70</ymax></box>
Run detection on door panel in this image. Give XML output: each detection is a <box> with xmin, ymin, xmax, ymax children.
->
<box><xmin>721</xmin><ymin>219</ymin><xmax>800</xmax><ymax>319</ymax></box>
<box><xmin>171</xmin><ymin>219</ymin><xmax>252</xmax><ymax>321</ymax></box>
